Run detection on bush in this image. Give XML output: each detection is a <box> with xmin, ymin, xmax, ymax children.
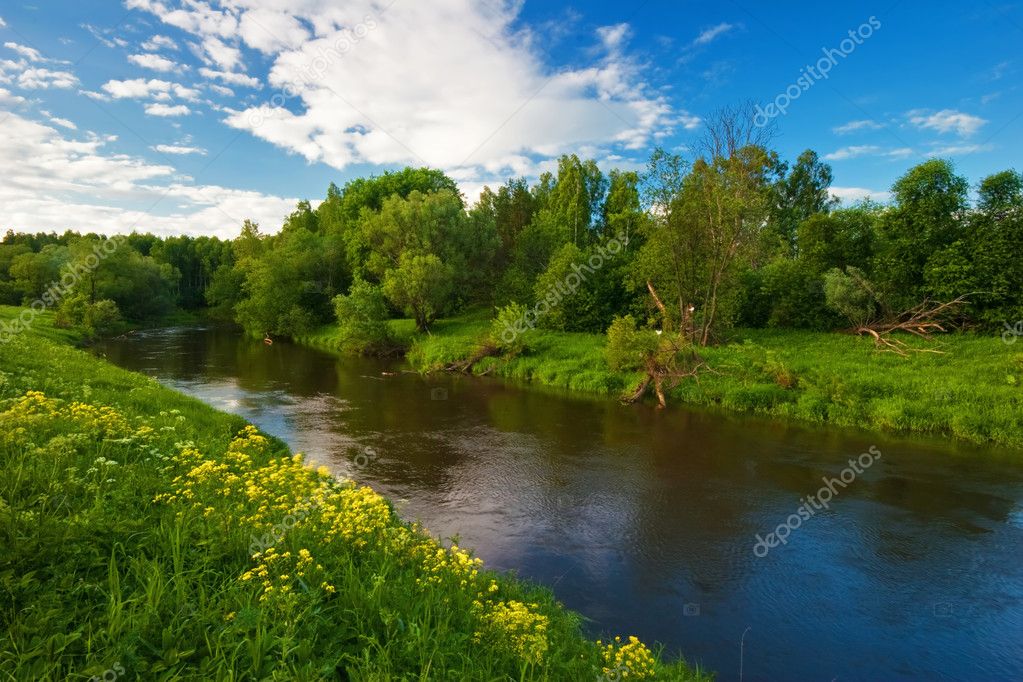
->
<box><xmin>823</xmin><ymin>267</ymin><xmax>879</xmax><ymax>327</ymax></box>
<box><xmin>605</xmin><ymin>315</ymin><xmax>659</xmax><ymax>372</ymax></box>
<box><xmin>331</xmin><ymin>279</ymin><xmax>394</xmax><ymax>355</ymax></box>
<box><xmin>490</xmin><ymin>302</ymin><xmax>531</xmax><ymax>355</ymax></box>
<box><xmin>53</xmin><ymin>291</ymin><xmax>122</xmax><ymax>339</ymax></box>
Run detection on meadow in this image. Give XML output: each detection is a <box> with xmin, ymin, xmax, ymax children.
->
<box><xmin>391</xmin><ymin>312</ymin><xmax>1023</xmax><ymax>448</ymax></box>
<box><xmin>0</xmin><ymin>307</ymin><xmax>708</xmax><ymax>680</ymax></box>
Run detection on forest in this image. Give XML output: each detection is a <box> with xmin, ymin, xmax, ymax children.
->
<box><xmin>2</xmin><ymin>108</ymin><xmax>1021</xmax><ymax>358</ymax></box>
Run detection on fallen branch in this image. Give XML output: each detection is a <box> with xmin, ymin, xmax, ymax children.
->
<box><xmin>850</xmin><ymin>295</ymin><xmax>968</xmax><ymax>356</ymax></box>
<box><xmin>442</xmin><ymin>342</ymin><xmax>501</xmax><ymax>373</ymax></box>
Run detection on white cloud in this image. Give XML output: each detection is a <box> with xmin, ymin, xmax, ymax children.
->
<box><xmin>824</xmin><ymin>145</ymin><xmax>879</xmax><ymax>160</ymax></box>
<box><xmin>692</xmin><ymin>22</ymin><xmax>735</xmax><ymax>47</ymax></box>
<box><xmin>145</xmin><ymin>102</ymin><xmax>191</xmax><ymax>116</ymax></box>
<box><xmin>15</xmin><ymin>66</ymin><xmax>78</xmax><ymax>89</ymax></box>
<box><xmin>82</xmin><ymin>23</ymin><xmax>129</xmax><ymax>49</ymax></box>
<box><xmin>824</xmin><ymin>145</ymin><xmax>913</xmax><ymax>161</ymax></box>
<box><xmin>4</xmin><ymin>42</ymin><xmax>44</xmax><ymax>62</ymax></box>
<box><xmin>99</xmin><ymin>77</ymin><xmax>199</xmax><ymax>101</ymax></box>
<box><xmin>907</xmin><ymin>109</ymin><xmax>986</xmax><ymax>137</ymax></box>
<box><xmin>833</xmin><ymin>119</ymin><xmax>883</xmax><ymax>134</ymax></box>
<box><xmin>123</xmin><ymin>1</ymin><xmax>686</xmax><ymax>188</ymax></box>
<box><xmin>237</xmin><ymin>8</ymin><xmax>311</xmax><ymax>53</ymax></box>
<box><xmin>0</xmin><ymin>110</ymin><xmax>297</xmax><ymax>237</ymax></box>
<box><xmin>830</xmin><ymin>186</ymin><xmax>891</xmax><ymax>204</ymax></box>
<box><xmin>198</xmin><ymin>66</ymin><xmax>261</xmax><ymax>88</ymax></box>
<box><xmin>206</xmin><ymin>82</ymin><xmax>234</xmax><ymax>96</ymax></box>
<box><xmin>128</xmin><ymin>52</ymin><xmax>183</xmax><ymax>72</ymax></box>
<box><xmin>0</xmin><ymin>86</ymin><xmax>25</xmax><ymax>105</ymax></box>
<box><xmin>153</xmin><ymin>143</ymin><xmax>207</xmax><ymax>155</ymax></box>
<box><xmin>48</xmin><ymin>116</ymin><xmax>77</xmax><ymax>130</ymax></box>
<box><xmin>141</xmin><ymin>34</ymin><xmax>179</xmax><ymax>51</ymax></box>
<box><xmin>200</xmin><ymin>36</ymin><xmax>243</xmax><ymax>70</ymax></box>
<box><xmin>0</xmin><ymin>17</ymin><xmax>6</xmax><ymax>28</ymax></box>
<box><xmin>927</xmin><ymin>143</ymin><xmax>992</xmax><ymax>157</ymax></box>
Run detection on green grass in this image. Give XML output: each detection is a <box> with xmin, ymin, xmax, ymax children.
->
<box><xmin>0</xmin><ymin>309</ymin><xmax>708</xmax><ymax>680</ymax></box>
<box><xmin>397</xmin><ymin>312</ymin><xmax>1023</xmax><ymax>448</ymax></box>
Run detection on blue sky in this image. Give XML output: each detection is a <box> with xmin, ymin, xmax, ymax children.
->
<box><xmin>0</xmin><ymin>0</ymin><xmax>1019</xmax><ymax>237</ymax></box>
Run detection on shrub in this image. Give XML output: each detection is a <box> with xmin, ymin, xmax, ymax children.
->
<box><xmin>331</xmin><ymin>279</ymin><xmax>394</xmax><ymax>355</ymax></box>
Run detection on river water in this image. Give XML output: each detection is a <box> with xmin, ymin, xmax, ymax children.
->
<box><xmin>97</xmin><ymin>325</ymin><xmax>1023</xmax><ymax>681</ymax></box>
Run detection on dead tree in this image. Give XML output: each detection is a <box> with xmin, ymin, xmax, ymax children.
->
<box><xmin>851</xmin><ymin>296</ymin><xmax>969</xmax><ymax>356</ymax></box>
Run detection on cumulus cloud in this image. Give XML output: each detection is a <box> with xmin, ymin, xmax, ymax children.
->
<box><xmin>49</xmin><ymin>116</ymin><xmax>77</xmax><ymax>130</ymax></box>
<box><xmin>13</xmin><ymin>66</ymin><xmax>78</xmax><ymax>89</ymax></box>
<box><xmin>0</xmin><ymin>86</ymin><xmax>26</xmax><ymax>105</ymax></box>
<box><xmin>141</xmin><ymin>34</ymin><xmax>179</xmax><ymax>51</ymax></box>
<box><xmin>145</xmin><ymin>102</ymin><xmax>191</xmax><ymax>116</ymax></box>
<box><xmin>0</xmin><ymin>110</ymin><xmax>297</xmax><ymax>237</ymax></box>
<box><xmin>129</xmin><ymin>0</ymin><xmax>686</xmax><ymax>188</ymax></box>
<box><xmin>128</xmin><ymin>52</ymin><xmax>184</xmax><ymax>72</ymax></box>
<box><xmin>908</xmin><ymin>109</ymin><xmax>986</xmax><ymax>137</ymax></box>
<box><xmin>198</xmin><ymin>66</ymin><xmax>260</xmax><ymax>88</ymax></box>
<box><xmin>4</xmin><ymin>42</ymin><xmax>45</xmax><ymax>62</ymax></box>
<box><xmin>98</xmin><ymin>77</ymin><xmax>199</xmax><ymax>101</ymax></box>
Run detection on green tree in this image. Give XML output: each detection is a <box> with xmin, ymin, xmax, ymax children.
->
<box><xmin>873</xmin><ymin>159</ymin><xmax>969</xmax><ymax>309</ymax></box>
<box><xmin>382</xmin><ymin>252</ymin><xmax>452</xmax><ymax>331</ymax></box>
<box><xmin>331</xmin><ymin>278</ymin><xmax>393</xmax><ymax>354</ymax></box>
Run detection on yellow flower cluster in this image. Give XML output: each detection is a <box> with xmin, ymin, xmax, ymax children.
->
<box><xmin>0</xmin><ymin>390</ymin><xmax>151</xmax><ymax>448</ymax></box>
<box><xmin>597</xmin><ymin>635</ymin><xmax>657</xmax><ymax>679</ymax></box>
<box><xmin>473</xmin><ymin>599</ymin><xmax>550</xmax><ymax>665</ymax></box>
<box><xmin>240</xmin><ymin>546</ymin><xmax>331</xmax><ymax>605</ymax></box>
<box><xmin>65</xmin><ymin>400</ymin><xmax>132</xmax><ymax>439</ymax></box>
<box><xmin>154</xmin><ymin>423</ymin><xmax>557</xmax><ymax>667</ymax></box>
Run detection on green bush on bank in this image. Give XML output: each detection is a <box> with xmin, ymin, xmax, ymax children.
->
<box><xmin>399</xmin><ymin>312</ymin><xmax>1023</xmax><ymax>448</ymax></box>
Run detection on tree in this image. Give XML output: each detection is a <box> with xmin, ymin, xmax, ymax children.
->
<box><xmin>382</xmin><ymin>252</ymin><xmax>452</xmax><ymax>331</ymax></box>
<box><xmin>873</xmin><ymin>159</ymin><xmax>969</xmax><ymax>309</ymax></box>
<box><xmin>331</xmin><ymin>278</ymin><xmax>394</xmax><ymax>354</ymax></box>
<box><xmin>772</xmin><ymin>149</ymin><xmax>838</xmax><ymax>251</ymax></box>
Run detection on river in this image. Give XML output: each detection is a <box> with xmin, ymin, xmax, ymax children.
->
<box><xmin>97</xmin><ymin>325</ymin><xmax>1023</xmax><ymax>681</ymax></box>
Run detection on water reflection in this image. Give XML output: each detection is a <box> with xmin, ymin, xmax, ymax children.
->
<box><xmin>98</xmin><ymin>326</ymin><xmax>1023</xmax><ymax>682</ymax></box>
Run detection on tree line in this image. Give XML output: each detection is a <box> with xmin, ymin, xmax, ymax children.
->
<box><xmin>2</xmin><ymin>107</ymin><xmax>1020</xmax><ymax>346</ymax></box>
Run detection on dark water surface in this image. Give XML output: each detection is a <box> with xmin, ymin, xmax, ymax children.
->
<box><xmin>97</xmin><ymin>326</ymin><xmax>1023</xmax><ymax>681</ymax></box>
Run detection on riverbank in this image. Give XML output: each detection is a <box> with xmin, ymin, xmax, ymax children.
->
<box><xmin>0</xmin><ymin>310</ymin><xmax>708</xmax><ymax>680</ymax></box>
<box><xmin>299</xmin><ymin>310</ymin><xmax>1023</xmax><ymax>448</ymax></box>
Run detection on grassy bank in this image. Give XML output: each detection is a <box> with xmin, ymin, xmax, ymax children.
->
<box><xmin>395</xmin><ymin>313</ymin><xmax>1022</xmax><ymax>448</ymax></box>
<box><xmin>0</xmin><ymin>310</ymin><xmax>708</xmax><ymax>680</ymax></box>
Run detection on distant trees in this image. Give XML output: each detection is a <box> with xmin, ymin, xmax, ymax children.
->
<box><xmin>1</xmin><ymin>129</ymin><xmax>1020</xmax><ymax>356</ymax></box>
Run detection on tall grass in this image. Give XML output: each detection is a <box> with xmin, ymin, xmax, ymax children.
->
<box><xmin>400</xmin><ymin>312</ymin><xmax>1023</xmax><ymax>448</ymax></box>
<box><xmin>0</xmin><ymin>309</ymin><xmax>708</xmax><ymax>680</ymax></box>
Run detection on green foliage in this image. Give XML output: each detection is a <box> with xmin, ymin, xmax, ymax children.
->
<box><xmin>331</xmin><ymin>279</ymin><xmax>394</xmax><ymax>354</ymax></box>
<box><xmin>873</xmin><ymin>159</ymin><xmax>969</xmax><ymax>309</ymax></box>
<box><xmin>605</xmin><ymin>315</ymin><xmax>659</xmax><ymax>372</ymax></box>
<box><xmin>824</xmin><ymin>267</ymin><xmax>879</xmax><ymax>326</ymax></box>
<box><xmin>490</xmin><ymin>302</ymin><xmax>531</xmax><ymax>354</ymax></box>
<box><xmin>407</xmin><ymin>310</ymin><xmax>1023</xmax><ymax>447</ymax></box>
<box><xmin>382</xmin><ymin>252</ymin><xmax>452</xmax><ymax>331</ymax></box>
<box><xmin>0</xmin><ymin>319</ymin><xmax>707</xmax><ymax>681</ymax></box>
<box><xmin>53</xmin><ymin>291</ymin><xmax>122</xmax><ymax>339</ymax></box>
